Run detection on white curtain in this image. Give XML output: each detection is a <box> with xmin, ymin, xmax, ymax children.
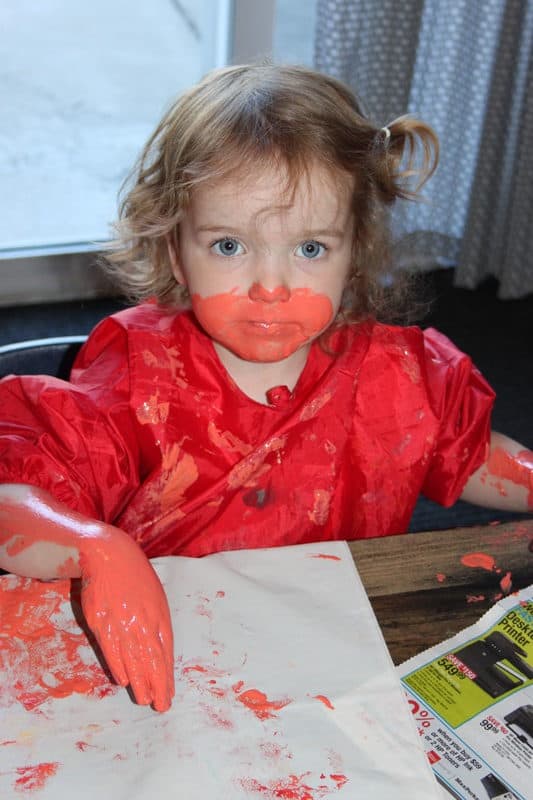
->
<box><xmin>314</xmin><ymin>0</ymin><xmax>533</xmax><ymax>299</ymax></box>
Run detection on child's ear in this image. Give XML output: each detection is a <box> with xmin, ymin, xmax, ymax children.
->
<box><xmin>166</xmin><ymin>234</ymin><xmax>186</xmax><ymax>286</ymax></box>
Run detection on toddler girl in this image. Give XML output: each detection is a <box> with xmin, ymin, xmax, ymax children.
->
<box><xmin>1</xmin><ymin>64</ymin><xmax>531</xmax><ymax>712</ymax></box>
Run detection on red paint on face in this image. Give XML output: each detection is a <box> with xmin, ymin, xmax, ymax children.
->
<box><xmin>460</xmin><ymin>552</ymin><xmax>497</xmax><ymax>571</ymax></box>
<box><xmin>487</xmin><ymin>447</ymin><xmax>533</xmax><ymax>507</ymax></box>
<box><xmin>14</xmin><ymin>762</ymin><xmax>60</xmax><ymax>792</ymax></box>
<box><xmin>235</xmin><ymin>687</ymin><xmax>291</xmax><ymax>720</ymax></box>
<box><xmin>191</xmin><ymin>288</ymin><xmax>334</xmax><ymax>362</ymax></box>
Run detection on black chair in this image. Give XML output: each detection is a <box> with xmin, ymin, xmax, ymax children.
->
<box><xmin>0</xmin><ymin>336</ymin><xmax>87</xmax><ymax>380</ymax></box>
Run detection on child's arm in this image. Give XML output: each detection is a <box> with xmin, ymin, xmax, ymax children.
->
<box><xmin>0</xmin><ymin>483</ymin><xmax>174</xmax><ymax>712</ymax></box>
<box><xmin>459</xmin><ymin>431</ymin><xmax>533</xmax><ymax>512</ymax></box>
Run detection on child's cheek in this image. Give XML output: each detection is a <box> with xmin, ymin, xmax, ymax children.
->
<box><xmin>190</xmin><ymin>289</ymin><xmax>335</xmax><ymax>362</ymax></box>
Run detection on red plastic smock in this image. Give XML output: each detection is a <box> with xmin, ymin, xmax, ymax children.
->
<box><xmin>0</xmin><ymin>304</ymin><xmax>495</xmax><ymax>557</ymax></box>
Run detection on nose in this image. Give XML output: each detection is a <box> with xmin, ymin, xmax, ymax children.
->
<box><xmin>248</xmin><ymin>282</ymin><xmax>290</xmax><ymax>303</ymax></box>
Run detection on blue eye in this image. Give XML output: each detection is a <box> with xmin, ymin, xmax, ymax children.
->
<box><xmin>211</xmin><ymin>238</ymin><xmax>243</xmax><ymax>257</ymax></box>
<box><xmin>296</xmin><ymin>240</ymin><xmax>326</xmax><ymax>259</ymax></box>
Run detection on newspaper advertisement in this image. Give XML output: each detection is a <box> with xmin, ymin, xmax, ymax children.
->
<box><xmin>398</xmin><ymin>585</ymin><xmax>533</xmax><ymax>799</ymax></box>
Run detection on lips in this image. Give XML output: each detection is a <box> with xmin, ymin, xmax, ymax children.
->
<box><xmin>244</xmin><ymin>320</ymin><xmax>300</xmax><ymax>336</ymax></box>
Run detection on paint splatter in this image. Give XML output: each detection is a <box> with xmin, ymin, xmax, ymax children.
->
<box><xmin>259</xmin><ymin>741</ymin><xmax>292</xmax><ymax>760</ymax></box>
<box><xmin>466</xmin><ymin>595</ymin><xmax>486</xmax><ymax>603</ymax></box>
<box><xmin>307</xmin><ymin>490</ymin><xmax>331</xmax><ymax>526</ymax></box>
<box><xmin>159</xmin><ymin>446</ymin><xmax>199</xmax><ymax>511</ymax></box>
<box><xmin>310</xmin><ymin>554</ymin><xmax>341</xmax><ymax>562</ymax></box>
<box><xmin>491</xmin><ymin>524</ymin><xmax>532</xmax><ymax>546</ymax></box>
<box><xmin>75</xmin><ymin>741</ymin><xmax>97</xmax><ymax>752</ymax></box>
<box><xmin>460</xmin><ymin>552</ymin><xmax>499</xmax><ymax>572</ymax></box>
<box><xmin>436</xmin><ymin>573</ymin><xmax>446</xmax><ymax>583</ymax></box>
<box><xmin>207</xmin><ymin>421</ymin><xmax>252</xmax><ymax>457</ymax></box>
<box><xmin>312</xmin><ymin>695</ymin><xmax>335</xmax><ymax>710</ymax></box>
<box><xmin>14</xmin><ymin>762</ymin><xmax>60</xmax><ymax>793</ymax></box>
<box><xmin>239</xmin><ymin>771</ymin><xmax>348</xmax><ymax>798</ymax></box>
<box><xmin>227</xmin><ymin>436</ymin><xmax>287</xmax><ymax>489</ymax></box>
<box><xmin>201</xmin><ymin>703</ymin><xmax>233</xmax><ymax>730</ymax></box>
<box><xmin>499</xmin><ymin>571</ymin><xmax>513</xmax><ymax>595</ymax></box>
<box><xmin>0</xmin><ymin>577</ymin><xmax>116</xmax><ymax>711</ymax></box>
<box><xmin>135</xmin><ymin>393</ymin><xmax>169</xmax><ymax>425</ymax></box>
<box><xmin>300</xmin><ymin>392</ymin><xmax>333</xmax><ymax>422</ymax></box>
<box><xmin>235</xmin><ymin>688</ymin><xmax>292</xmax><ymax>721</ymax></box>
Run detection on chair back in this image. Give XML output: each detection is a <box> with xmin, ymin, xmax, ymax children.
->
<box><xmin>0</xmin><ymin>336</ymin><xmax>87</xmax><ymax>380</ymax></box>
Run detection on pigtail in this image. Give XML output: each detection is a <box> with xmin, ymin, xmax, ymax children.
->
<box><xmin>370</xmin><ymin>115</ymin><xmax>439</xmax><ymax>203</ymax></box>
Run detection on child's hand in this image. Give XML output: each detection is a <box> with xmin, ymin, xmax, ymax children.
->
<box><xmin>0</xmin><ymin>484</ymin><xmax>175</xmax><ymax>711</ymax></box>
<box><xmin>79</xmin><ymin>530</ymin><xmax>175</xmax><ymax>712</ymax></box>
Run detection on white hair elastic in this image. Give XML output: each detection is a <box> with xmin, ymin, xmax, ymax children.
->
<box><xmin>381</xmin><ymin>126</ymin><xmax>391</xmax><ymax>144</ymax></box>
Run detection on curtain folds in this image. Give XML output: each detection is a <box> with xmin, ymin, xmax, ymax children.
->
<box><xmin>314</xmin><ymin>0</ymin><xmax>533</xmax><ymax>298</ymax></box>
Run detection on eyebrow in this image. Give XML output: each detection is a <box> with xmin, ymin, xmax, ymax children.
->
<box><xmin>195</xmin><ymin>225</ymin><xmax>347</xmax><ymax>239</ymax></box>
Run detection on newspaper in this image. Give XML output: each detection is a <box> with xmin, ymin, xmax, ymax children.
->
<box><xmin>398</xmin><ymin>585</ymin><xmax>533</xmax><ymax>800</ymax></box>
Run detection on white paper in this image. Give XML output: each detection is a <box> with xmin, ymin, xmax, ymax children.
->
<box><xmin>0</xmin><ymin>541</ymin><xmax>441</xmax><ymax>798</ymax></box>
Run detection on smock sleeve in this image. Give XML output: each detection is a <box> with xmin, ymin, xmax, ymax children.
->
<box><xmin>0</xmin><ymin>319</ymin><xmax>141</xmax><ymax>522</ymax></box>
<box><xmin>421</xmin><ymin>327</ymin><xmax>495</xmax><ymax>506</ymax></box>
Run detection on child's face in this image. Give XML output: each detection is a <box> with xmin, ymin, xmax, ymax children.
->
<box><xmin>171</xmin><ymin>161</ymin><xmax>354</xmax><ymax>364</ymax></box>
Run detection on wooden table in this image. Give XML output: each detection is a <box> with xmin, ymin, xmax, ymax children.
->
<box><xmin>349</xmin><ymin>518</ymin><xmax>533</xmax><ymax>665</ymax></box>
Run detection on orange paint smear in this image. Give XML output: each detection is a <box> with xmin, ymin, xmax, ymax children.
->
<box><xmin>239</xmin><ymin>771</ymin><xmax>348</xmax><ymax>798</ymax></box>
<box><xmin>182</xmin><ymin>664</ymin><xmax>209</xmax><ymax>674</ymax></box>
<box><xmin>307</xmin><ymin>490</ymin><xmax>331</xmax><ymax>526</ymax></box>
<box><xmin>460</xmin><ymin>552</ymin><xmax>497</xmax><ymax>571</ymax></box>
<box><xmin>487</xmin><ymin>447</ymin><xmax>533</xmax><ymax>506</ymax></box>
<box><xmin>0</xmin><ymin>577</ymin><xmax>115</xmax><ymax>711</ymax></box>
<box><xmin>313</xmin><ymin>694</ymin><xmax>335</xmax><ymax>710</ymax></box>
<box><xmin>14</xmin><ymin>762</ymin><xmax>60</xmax><ymax>793</ymax></box>
<box><xmin>235</xmin><ymin>688</ymin><xmax>291</xmax><ymax>720</ymax></box>
<box><xmin>466</xmin><ymin>594</ymin><xmax>486</xmax><ymax>603</ymax></box>
<box><xmin>159</xmin><ymin>444</ymin><xmax>199</xmax><ymax>511</ymax></box>
<box><xmin>499</xmin><ymin>571</ymin><xmax>513</xmax><ymax>595</ymax></box>
<box><xmin>227</xmin><ymin>435</ymin><xmax>287</xmax><ymax>489</ymax></box>
<box><xmin>310</xmin><ymin>553</ymin><xmax>341</xmax><ymax>562</ymax></box>
<box><xmin>207</xmin><ymin>421</ymin><xmax>252</xmax><ymax>457</ymax></box>
<box><xmin>135</xmin><ymin>392</ymin><xmax>169</xmax><ymax>425</ymax></box>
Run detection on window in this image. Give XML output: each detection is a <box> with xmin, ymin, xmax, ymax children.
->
<box><xmin>1</xmin><ymin>0</ymin><xmax>317</xmax><ymax>304</ymax></box>
<box><xmin>1</xmin><ymin>0</ymin><xmax>232</xmax><ymax>255</ymax></box>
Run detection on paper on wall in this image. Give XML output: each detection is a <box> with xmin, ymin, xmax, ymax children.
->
<box><xmin>0</xmin><ymin>541</ymin><xmax>441</xmax><ymax>799</ymax></box>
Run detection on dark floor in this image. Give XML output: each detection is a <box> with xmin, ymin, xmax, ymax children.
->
<box><xmin>1</xmin><ymin>270</ymin><xmax>532</xmax><ymax>532</ymax></box>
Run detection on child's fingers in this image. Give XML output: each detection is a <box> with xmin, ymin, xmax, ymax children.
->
<box><xmin>148</xmin><ymin>632</ymin><xmax>174</xmax><ymax>712</ymax></box>
<box><xmin>139</xmin><ymin>630</ymin><xmax>174</xmax><ymax>711</ymax></box>
<box><xmin>82</xmin><ymin>599</ymin><xmax>129</xmax><ymax>687</ymax></box>
<box><xmin>120</xmin><ymin>639</ymin><xmax>152</xmax><ymax>707</ymax></box>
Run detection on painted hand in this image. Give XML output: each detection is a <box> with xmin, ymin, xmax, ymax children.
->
<box><xmin>79</xmin><ymin>532</ymin><xmax>175</xmax><ymax>712</ymax></box>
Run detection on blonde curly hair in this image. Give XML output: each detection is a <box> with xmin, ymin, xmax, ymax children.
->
<box><xmin>104</xmin><ymin>63</ymin><xmax>438</xmax><ymax>322</ymax></box>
